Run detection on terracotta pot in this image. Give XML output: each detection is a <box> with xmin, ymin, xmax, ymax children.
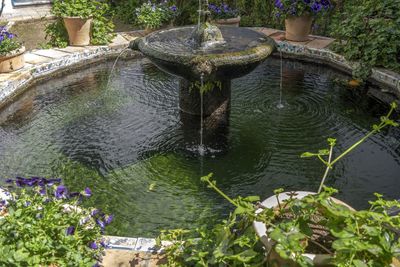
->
<box><xmin>63</xmin><ymin>17</ymin><xmax>92</xmax><ymax>46</ymax></box>
<box><xmin>0</xmin><ymin>46</ymin><xmax>25</xmax><ymax>73</ymax></box>
<box><xmin>285</xmin><ymin>15</ymin><xmax>313</xmax><ymax>42</ymax></box>
<box><xmin>253</xmin><ymin>191</ymin><xmax>355</xmax><ymax>267</ymax></box>
<box><xmin>214</xmin><ymin>16</ymin><xmax>241</xmax><ymax>27</ymax></box>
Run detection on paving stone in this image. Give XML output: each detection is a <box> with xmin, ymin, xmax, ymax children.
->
<box><xmin>55</xmin><ymin>46</ymin><xmax>87</xmax><ymax>54</ymax></box>
<box><xmin>287</xmin><ymin>39</ymin><xmax>313</xmax><ymax>46</ymax></box>
<box><xmin>306</xmin><ymin>37</ymin><xmax>335</xmax><ymax>49</ymax></box>
<box><xmin>0</xmin><ymin>73</ymin><xmax>15</xmax><ymax>82</ymax></box>
<box><xmin>120</xmin><ymin>33</ymin><xmax>140</xmax><ymax>42</ymax></box>
<box><xmin>24</xmin><ymin>53</ymin><xmax>52</xmax><ymax>64</ymax></box>
<box><xmin>109</xmin><ymin>34</ymin><xmax>130</xmax><ymax>49</ymax></box>
<box><xmin>32</xmin><ymin>49</ymin><xmax>71</xmax><ymax>59</ymax></box>
<box><xmin>259</xmin><ymin>28</ymin><xmax>282</xmax><ymax>36</ymax></box>
<box><xmin>0</xmin><ymin>70</ymin><xmax>31</xmax><ymax>82</ymax></box>
<box><xmin>134</xmin><ymin>238</ymin><xmax>157</xmax><ymax>252</ymax></box>
<box><xmin>270</xmin><ymin>32</ymin><xmax>286</xmax><ymax>42</ymax></box>
<box><xmin>102</xmin><ymin>250</ymin><xmax>166</xmax><ymax>267</ymax></box>
<box><xmin>104</xmin><ymin>235</ymin><xmax>138</xmax><ymax>250</ymax></box>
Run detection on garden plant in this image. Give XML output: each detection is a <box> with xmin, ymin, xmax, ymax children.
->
<box><xmin>135</xmin><ymin>1</ymin><xmax>178</xmax><ymax>30</ymax></box>
<box><xmin>0</xmin><ymin>178</ymin><xmax>112</xmax><ymax>266</ymax></box>
<box><xmin>45</xmin><ymin>0</ymin><xmax>115</xmax><ymax>47</ymax></box>
<box><xmin>159</xmin><ymin>102</ymin><xmax>400</xmax><ymax>266</ymax></box>
<box><xmin>0</xmin><ymin>27</ymin><xmax>22</xmax><ymax>56</ymax></box>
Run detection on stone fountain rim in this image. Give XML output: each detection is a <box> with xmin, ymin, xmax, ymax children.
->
<box><xmin>138</xmin><ymin>26</ymin><xmax>277</xmax><ymax>69</ymax></box>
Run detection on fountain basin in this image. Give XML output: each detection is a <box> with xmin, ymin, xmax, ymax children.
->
<box><xmin>130</xmin><ymin>26</ymin><xmax>276</xmax><ymax>80</ymax></box>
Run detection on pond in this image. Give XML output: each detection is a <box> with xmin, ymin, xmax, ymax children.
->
<box><xmin>0</xmin><ymin>57</ymin><xmax>399</xmax><ymax>237</ymax></box>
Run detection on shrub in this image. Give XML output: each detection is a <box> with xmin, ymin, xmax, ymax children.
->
<box><xmin>330</xmin><ymin>0</ymin><xmax>400</xmax><ymax>80</ymax></box>
<box><xmin>135</xmin><ymin>1</ymin><xmax>178</xmax><ymax>29</ymax></box>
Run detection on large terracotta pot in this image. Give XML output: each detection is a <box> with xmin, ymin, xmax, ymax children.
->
<box><xmin>0</xmin><ymin>46</ymin><xmax>25</xmax><ymax>73</ymax></box>
<box><xmin>285</xmin><ymin>15</ymin><xmax>313</xmax><ymax>42</ymax></box>
<box><xmin>253</xmin><ymin>191</ymin><xmax>355</xmax><ymax>267</ymax></box>
<box><xmin>214</xmin><ymin>16</ymin><xmax>241</xmax><ymax>27</ymax></box>
<box><xmin>63</xmin><ymin>17</ymin><xmax>92</xmax><ymax>46</ymax></box>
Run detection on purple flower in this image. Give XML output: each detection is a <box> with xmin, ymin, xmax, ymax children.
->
<box><xmin>311</xmin><ymin>2</ymin><xmax>322</xmax><ymax>12</ymax></box>
<box><xmin>46</xmin><ymin>178</ymin><xmax>62</xmax><ymax>186</ymax></box>
<box><xmin>55</xmin><ymin>185</ymin><xmax>68</xmax><ymax>199</ymax></box>
<box><xmin>91</xmin><ymin>209</ymin><xmax>100</xmax><ymax>217</ymax></box>
<box><xmin>66</xmin><ymin>226</ymin><xmax>75</xmax><ymax>235</ymax></box>
<box><xmin>96</xmin><ymin>218</ymin><xmax>105</xmax><ymax>229</ymax></box>
<box><xmin>89</xmin><ymin>242</ymin><xmax>98</xmax><ymax>249</ymax></box>
<box><xmin>24</xmin><ymin>201</ymin><xmax>31</xmax><ymax>207</ymax></box>
<box><xmin>169</xmin><ymin>5</ymin><xmax>177</xmax><ymax>12</ymax></box>
<box><xmin>274</xmin><ymin>0</ymin><xmax>284</xmax><ymax>9</ymax></box>
<box><xmin>83</xmin><ymin>187</ymin><xmax>92</xmax><ymax>197</ymax></box>
<box><xmin>104</xmin><ymin>214</ymin><xmax>113</xmax><ymax>225</ymax></box>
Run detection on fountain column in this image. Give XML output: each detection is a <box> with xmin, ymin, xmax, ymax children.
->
<box><xmin>179</xmin><ymin>79</ymin><xmax>231</xmax><ymax>116</ymax></box>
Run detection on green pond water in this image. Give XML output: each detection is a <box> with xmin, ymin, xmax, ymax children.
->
<box><xmin>0</xmin><ymin>57</ymin><xmax>399</xmax><ymax>237</ymax></box>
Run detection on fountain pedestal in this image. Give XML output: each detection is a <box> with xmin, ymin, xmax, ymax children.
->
<box><xmin>179</xmin><ymin>79</ymin><xmax>231</xmax><ymax>116</ymax></box>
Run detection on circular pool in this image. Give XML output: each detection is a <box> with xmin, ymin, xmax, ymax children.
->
<box><xmin>0</xmin><ymin>57</ymin><xmax>398</xmax><ymax>237</ymax></box>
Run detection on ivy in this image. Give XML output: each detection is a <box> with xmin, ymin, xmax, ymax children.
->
<box><xmin>329</xmin><ymin>0</ymin><xmax>400</xmax><ymax>80</ymax></box>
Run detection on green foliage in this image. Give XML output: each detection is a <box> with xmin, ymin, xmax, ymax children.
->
<box><xmin>329</xmin><ymin>0</ymin><xmax>400</xmax><ymax>80</ymax></box>
<box><xmin>44</xmin><ymin>19</ymin><xmax>69</xmax><ymax>48</ymax></box>
<box><xmin>0</xmin><ymin>178</ymin><xmax>112</xmax><ymax>266</ymax></box>
<box><xmin>158</xmin><ymin>213</ymin><xmax>265</xmax><ymax>266</ymax></box>
<box><xmin>51</xmin><ymin>0</ymin><xmax>103</xmax><ymax>18</ymax></box>
<box><xmin>45</xmin><ymin>0</ymin><xmax>115</xmax><ymax>47</ymax></box>
<box><xmin>160</xmin><ymin>103</ymin><xmax>400</xmax><ymax>266</ymax></box>
<box><xmin>0</xmin><ymin>27</ymin><xmax>21</xmax><ymax>55</ymax></box>
<box><xmin>302</xmin><ymin>102</ymin><xmax>398</xmax><ymax>193</ymax></box>
<box><xmin>115</xmin><ymin>0</ymin><xmax>143</xmax><ymax>24</ymax></box>
<box><xmin>135</xmin><ymin>1</ymin><xmax>178</xmax><ymax>29</ymax></box>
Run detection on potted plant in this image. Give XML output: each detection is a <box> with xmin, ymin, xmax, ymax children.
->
<box><xmin>51</xmin><ymin>0</ymin><xmax>114</xmax><ymax>46</ymax></box>
<box><xmin>135</xmin><ymin>1</ymin><xmax>178</xmax><ymax>33</ymax></box>
<box><xmin>208</xmin><ymin>3</ymin><xmax>240</xmax><ymax>27</ymax></box>
<box><xmin>0</xmin><ymin>27</ymin><xmax>24</xmax><ymax>73</ymax></box>
<box><xmin>274</xmin><ymin>0</ymin><xmax>333</xmax><ymax>41</ymax></box>
<box><xmin>0</xmin><ymin>177</ymin><xmax>113</xmax><ymax>266</ymax></box>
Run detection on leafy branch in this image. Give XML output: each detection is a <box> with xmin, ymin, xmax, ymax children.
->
<box><xmin>301</xmin><ymin>102</ymin><xmax>398</xmax><ymax>193</ymax></box>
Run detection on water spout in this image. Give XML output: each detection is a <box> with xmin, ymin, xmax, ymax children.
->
<box><xmin>199</xmin><ymin>73</ymin><xmax>205</xmax><ymax>156</ymax></box>
<box><xmin>277</xmin><ymin>50</ymin><xmax>284</xmax><ymax>109</ymax></box>
<box><xmin>107</xmin><ymin>47</ymin><xmax>130</xmax><ymax>88</ymax></box>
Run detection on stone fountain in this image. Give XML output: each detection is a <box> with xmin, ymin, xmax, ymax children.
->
<box><xmin>130</xmin><ymin>0</ymin><xmax>276</xmax><ymax>152</ymax></box>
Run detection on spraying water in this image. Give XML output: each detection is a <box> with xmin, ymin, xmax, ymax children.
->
<box><xmin>277</xmin><ymin>50</ymin><xmax>285</xmax><ymax>109</ymax></box>
<box><xmin>199</xmin><ymin>73</ymin><xmax>205</xmax><ymax>156</ymax></box>
<box><xmin>107</xmin><ymin>48</ymin><xmax>130</xmax><ymax>88</ymax></box>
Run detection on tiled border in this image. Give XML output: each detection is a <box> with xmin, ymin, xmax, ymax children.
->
<box><xmin>104</xmin><ymin>235</ymin><xmax>173</xmax><ymax>253</ymax></box>
<box><xmin>0</xmin><ymin>32</ymin><xmax>140</xmax><ymax>109</ymax></box>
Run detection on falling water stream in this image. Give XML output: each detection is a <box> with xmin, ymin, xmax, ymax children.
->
<box><xmin>277</xmin><ymin>50</ymin><xmax>285</xmax><ymax>109</ymax></box>
<box><xmin>106</xmin><ymin>47</ymin><xmax>130</xmax><ymax>88</ymax></box>
<box><xmin>199</xmin><ymin>73</ymin><xmax>205</xmax><ymax>156</ymax></box>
